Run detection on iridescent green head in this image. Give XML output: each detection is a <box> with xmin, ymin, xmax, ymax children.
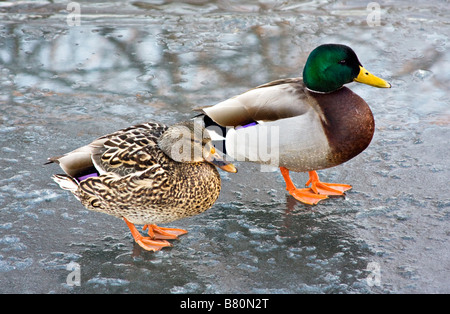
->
<box><xmin>303</xmin><ymin>44</ymin><xmax>391</xmax><ymax>93</ymax></box>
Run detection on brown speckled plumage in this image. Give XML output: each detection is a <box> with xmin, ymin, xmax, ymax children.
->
<box><xmin>79</xmin><ymin>123</ymin><xmax>221</xmax><ymax>225</ymax></box>
<box><xmin>78</xmin><ymin>156</ymin><xmax>221</xmax><ymax>225</ymax></box>
<box><xmin>49</xmin><ymin>123</ymin><xmax>235</xmax><ymax>236</ymax></box>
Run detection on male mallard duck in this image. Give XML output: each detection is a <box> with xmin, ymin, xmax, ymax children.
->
<box><xmin>196</xmin><ymin>44</ymin><xmax>391</xmax><ymax>205</ymax></box>
<box><xmin>48</xmin><ymin>120</ymin><xmax>237</xmax><ymax>251</ymax></box>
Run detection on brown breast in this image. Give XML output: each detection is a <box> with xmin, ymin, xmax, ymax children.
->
<box><xmin>307</xmin><ymin>87</ymin><xmax>375</xmax><ymax>167</ymax></box>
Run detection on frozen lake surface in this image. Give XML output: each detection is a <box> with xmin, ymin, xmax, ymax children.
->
<box><xmin>0</xmin><ymin>0</ymin><xmax>449</xmax><ymax>293</ymax></box>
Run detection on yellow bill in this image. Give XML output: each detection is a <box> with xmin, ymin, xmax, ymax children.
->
<box><xmin>354</xmin><ymin>66</ymin><xmax>391</xmax><ymax>88</ymax></box>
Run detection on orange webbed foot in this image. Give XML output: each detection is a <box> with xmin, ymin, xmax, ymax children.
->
<box><xmin>143</xmin><ymin>224</ymin><xmax>188</xmax><ymax>240</ymax></box>
<box><xmin>280</xmin><ymin>167</ymin><xmax>328</xmax><ymax>205</ymax></box>
<box><xmin>306</xmin><ymin>171</ymin><xmax>352</xmax><ymax>196</ymax></box>
<box><xmin>134</xmin><ymin>237</ymin><xmax>172</xmax><ymax>252</ymax></box>
<box><xmin>280</xmin><ymin>168</ymin><xmax>352</xmax><ymax>205</ymax></box>
<box><xmin>289</xmin><ymin>187</ymin><xmax>328</xmax><ymax>205</ymax></box>
<box><xmin>123</xmin><ymin>218</ymin><xmax>173</xmax><ymax>252</ymax></box>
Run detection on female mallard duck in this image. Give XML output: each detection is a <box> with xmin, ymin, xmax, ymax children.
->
<box><xmin>197</xmin><ymin>44</ymin><xmax>391</xmax><ymax>205</ymax></box>
<box><xmin>48</xmin><ymin>120</ymin><xmax>237</xmax><ymax>251</ymax></box>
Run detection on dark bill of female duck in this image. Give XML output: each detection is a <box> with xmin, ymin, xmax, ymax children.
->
<box><xmin>203</xmin><ymin>143</ymin><xmax>237</xmax><ymax>173</ymax></box>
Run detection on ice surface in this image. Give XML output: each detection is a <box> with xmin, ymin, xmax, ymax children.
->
<box><xmin>0</xmin><ymin>0</ymin><xmax>449</xmax><ymax>294</ymax></box>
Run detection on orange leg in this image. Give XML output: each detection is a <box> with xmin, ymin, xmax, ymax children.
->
<box><xmin>280</xmin><ymin>167</ymin><xmax>328</xmax><ymax>205</ymax></box>
<box><xmin>305</xmin><ymin>171</ymin><xmax>352</xmax><ymax>195</ymax></box>
<box><xmin>143</xmin><ymin>224</ymin><xmax>188</xmax><ymax>240</ymax></box>
<box><xmin>123</xmin><ymin>217</ymin><xmax>172</xmax><ymax>252</ymax></box>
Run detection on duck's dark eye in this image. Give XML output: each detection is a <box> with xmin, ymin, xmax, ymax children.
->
<box><xmin>338</xmin><ymin>59</ymin><xmax>346</xmax><ymax>64</ymax></box>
